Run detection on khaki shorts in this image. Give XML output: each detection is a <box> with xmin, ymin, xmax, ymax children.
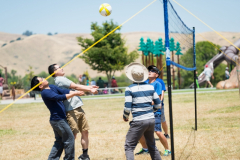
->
<box><xmin>66</xmin><ymin>107</ymin><xmax>90</xmax><ymax>135</ymax></box>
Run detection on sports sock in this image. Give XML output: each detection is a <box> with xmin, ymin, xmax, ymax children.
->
<box><xmin>83</xmin><ymin>148</ymin><xmax>88</xmax><ymax>156</ymax></box>
<box><xmin>142</xmin><ymin>148</ymin><xmax>148</xmax><ymax>151</ymax></box>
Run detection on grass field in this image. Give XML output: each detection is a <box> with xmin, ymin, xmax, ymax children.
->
<box><xmin>0</xmin><ymin>90</ymin><xmax>240</xmax><ymax>160</ymax></box>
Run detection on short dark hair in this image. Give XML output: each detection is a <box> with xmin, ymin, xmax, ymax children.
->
<box><xmin>48</xmin><ymin>64</ymin><xmax>57</xmax><ymax>77</ymax></box>
<box><xmin>31</xmin><ymin>76</ymin><xmax>41</xmax><ymax>91</ymax></box>
<box><xmin>99</xmin><ymin>77</ymin><xmax>102</xmax><ymax>80</ymax></box>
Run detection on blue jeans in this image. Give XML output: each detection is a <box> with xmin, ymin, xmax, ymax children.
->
<box><xmin>48</xmin><ymin>119</ymin><xmax>75</xmax><ymax>160</ymax></box>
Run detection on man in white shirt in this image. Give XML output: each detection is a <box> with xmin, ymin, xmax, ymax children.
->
<box><xmin>204</xmin><ymin>64</ymin><xmax>214</xmax><ymax>88</ymax></box>
<box><xmin>225</xmin><ymin>67</ymin><xmax>230</xmax><ymax>79</ymax></box>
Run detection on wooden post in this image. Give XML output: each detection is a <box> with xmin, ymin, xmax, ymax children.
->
<box><xmin>178</xmin><ymin>55</ymin><xmax>180</xmax><ymax>89</ymax></box>
<box><xmin>160</xmin><ymin>55</ymin><xmax>163</xmax><ymax>79</ymax></box>
<box><xmin>148</xmin><ymin>53</ymin><xmax>150</xmax><ymax>67</ymax></box>
<box><xmin>151</xmin><ymin>53</ymin><xmax>154</xmax><ymax>65</ymax></box>
<box><xmin>145</xmin><ymin>55</ymin><xmax>147</xmax><ymax>67</ymax></box>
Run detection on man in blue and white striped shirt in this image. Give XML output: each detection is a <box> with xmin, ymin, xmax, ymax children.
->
<box><xmin>123</xmin><ymin>62</ymin><xmax>162</xmax><ymax>160</ymax></box>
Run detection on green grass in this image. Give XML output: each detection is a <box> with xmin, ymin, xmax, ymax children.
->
<box><xmin>208</xmin><ymin>105</ymin><xmax>240</xmax><ymax>114</ymax></box>
<box><xmin>0</xmin><ymin>129</ymin><xmax>17</xmax><ymax>137</ymax></box>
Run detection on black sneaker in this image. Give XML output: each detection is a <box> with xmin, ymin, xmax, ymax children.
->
<box><xmin>164</xmin><ymin>134</ymin><xmax>170</xmax><ymax>139</ymax></box>
<box><xmin>135</xmin><ymin>148</ymin><xmax>149</xmax><ymax>155</ymax></box>
<box><xmin>78</xmin><ymin>154</ymin><xmax>90</xmax><ymax>160</ymax></box>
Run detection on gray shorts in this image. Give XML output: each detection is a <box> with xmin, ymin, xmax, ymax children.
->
<box><xmin>161</xmin><ymin>104</ymin><xmax>166</xmax><ymax>123</ymax></box>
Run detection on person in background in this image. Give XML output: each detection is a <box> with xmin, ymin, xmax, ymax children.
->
<box><xmin>82</xmin><ymin>74</ymin><xmax>86</xmax><ymax>85</ymax></box>
<box><xmin>111</xmin><ymin>76</ymin><xmax>118</xmax><ymax>88</ymax></box>
<box><xmin>225</xmin><ymin>67</ymin><xmax>230</xmax><ymax>79</ymax></box>
<box><xmin>86</xmin><ymin>78</ymin><xmax>89</xmax><ymax>86</ymax></box>
<box><xmin>0</xmin><ymin>74</ymin><xmax>4</xmax><ymax>99</ymax></box>
<box><xmin>79</xmin><ymin>75</ymin><xmax>83</xmax><ymax>84</ymax></box>
<box><xmin>111</xmin><ymin>76</ymin><xmax>118</xmax><ymax>94</ymax></box>
<box><xmin>91</xmin><ymin>79</ymin><xmax>96</xmax><ymax>86</ymax></box>
<box><xmin>96</xmin><ymin>77</ymin><xmax>105</xmax><ymax>88</ymax></box>
<box><xmin>203</xmin><ymin>64</ymin><xmax>214</xmax><ymax>88</ymax></box>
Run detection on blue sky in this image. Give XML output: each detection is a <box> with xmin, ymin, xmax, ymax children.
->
<box><xmin>0</xmin><ymin>0</ymin><xmax>239</xmax><ymax>34</ymax></box>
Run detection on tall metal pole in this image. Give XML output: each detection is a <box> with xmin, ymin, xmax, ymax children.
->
<box><xmin>163</xmin><ymin>0</ymin><xmax>175</xmax><ymax>159</ymax></box>
<box><xmin>193</xmin><ymin>27</ymin><xmax>197</xmax><ymax>131</ymax></box>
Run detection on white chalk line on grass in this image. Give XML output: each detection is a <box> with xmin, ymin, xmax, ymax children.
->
<box><xmin>0</xmin><ymin>89</ymin><xmax>238</xmax><ymax>105</ymax></box>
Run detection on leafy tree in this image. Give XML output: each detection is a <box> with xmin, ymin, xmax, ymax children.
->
<box><xmin>47</xmin><ymin>32</ymin><xmax>52</xmax><ymax>36</ymax></box>
<box><xmin>180</xmin><ymin>41</ymin><xmax>223</xmax><ymax>88</ymax></box>
<box><xmin>77</xmin><ymin>20</ymin><xmax>139</xmax><ymax>86</ymax></box>
<box><xmin>169</xmin><ymin>37</ymin><xmax>176</xmax><ymax>51</ymax></box>
<box><xmin>22</xmin><ymin>30</ymin><xmax>33</xmax><ymax>36</ymax></box>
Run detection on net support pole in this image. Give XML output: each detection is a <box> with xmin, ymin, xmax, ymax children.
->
<box><xmin>163</xmin><ymin>0</ymin><xmax>175</xmax><ymax>159</ymax></box>
<box><xmin>193</xmin><ymin>27</ymin><xmax>197</xmax><ymax>131</ymax></box>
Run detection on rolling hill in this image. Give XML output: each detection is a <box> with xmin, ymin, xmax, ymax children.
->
<box><xmin>0</xmin><ymin>31</ymin><xmax>239</xmax><ymax>78</ymax></box>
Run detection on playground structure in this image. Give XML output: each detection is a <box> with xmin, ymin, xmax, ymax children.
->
<box><xmin>191</xmin><ymin>39</ymin><xmax>240</xmax><ymax>89</ymax></box>
<box><xmin>139</xmin><ymin>37</ymin><xmax>183</xmax><ymax>89</ymax></box>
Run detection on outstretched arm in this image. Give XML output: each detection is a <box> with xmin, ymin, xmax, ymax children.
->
<box><xmin>70</xmin><ymin>82</ymin><xmax>99</xmax><ymax>94</ymax></box>
<box><xmin>66</xmin><ymin>91</ymin><xmax>85</xmax><ymax>99</ymax></box>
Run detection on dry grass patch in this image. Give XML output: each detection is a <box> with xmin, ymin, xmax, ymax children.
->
<box><xmin>0</xmin><ymin>90</ymin><xmax>239</xmax><ymax>159</ymax></box>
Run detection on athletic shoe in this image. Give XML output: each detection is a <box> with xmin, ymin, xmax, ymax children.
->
<box><xmin>78</xmin><ymin>154</ymin><xmax>90</xmax><ymax>160</ymax></box>
<box><xmin>135</xmin><ymin>148</ymin><xmax>149</xmax><ymax>155</ymax></box>
<box><xmin>163</xmin><ymin>150</ymin><xmax>171</xmax><ymax>156</ymax></box>
<box><xmin>164</xmin><ymin>134</ymin><xmax>170</xmax><ymax>139</ymax></box>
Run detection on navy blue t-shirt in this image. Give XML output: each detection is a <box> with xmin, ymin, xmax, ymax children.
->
<box><xmin>41</xmin><ymin>84</ymin><xmax>70</xmax><ymax>121</ymax></box>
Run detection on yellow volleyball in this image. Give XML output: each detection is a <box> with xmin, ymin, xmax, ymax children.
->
<box><xmin>99</xmin><ymin>3</ymin><xmax>112</xmax><ymax>16</ymax></box>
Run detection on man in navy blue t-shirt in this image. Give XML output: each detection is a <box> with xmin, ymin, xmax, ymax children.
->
<box><xmin>31</xmin><ymin>76</ymin><xmax>84</xmax><ymax>160</ymax></box>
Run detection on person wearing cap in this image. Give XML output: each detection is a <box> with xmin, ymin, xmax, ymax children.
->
<box><xmin>135</xmin><ymin>65</ymin><xmax>171</xmax><ymax>156</ymax></box>
<box><xmin>203</xmin><ymin>64</ymin><xmax>214</xmax><ymax>88</ymax></box>
<box><xmin>225</xmin><ymin>67</ymin><xmax>230</xmax><ymax>79</ymax></box>
<box><xmin>123</xmin><ymin>62</ymin><xmax>162</xmax><ymax>160</ymax></box>
<box><xmin>146</xmin><ymin>65</ymin><xmax>170</xmax><ymax>139</ymax></box>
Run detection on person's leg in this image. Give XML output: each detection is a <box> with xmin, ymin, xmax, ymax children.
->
<box><xmin>135</xmin><ymin>136</ymin><xmax>149</xmax><ymax>155</ymax></box>
<box><xmin>58</xmin><ymin>119</ymin><xmax>75</xmax><ymax>160</ymax></box>
<box><xmin>155</xmin><ymin>131</ymin><xmax>169</xmax><ymax>150</ymax></box>
<box><xmin>139</xmin><ymin>136</ymin><xmax>148</xmax><ymax>148</ymax></box>
<box><xmin>66</xmin><ymin>110</ymin><xmax>79</xmax><ymax>139</ymax></box>
<box><xmin>160</xmin><ymin>105</ymin><xmax>169</xmax><ymax>138</ymax></box>
<box><xmin>125</xmin><ymin>120</ymin><xmax>146</xmax><ymax>160</ymax></box>
<box><xmin>81</xmin><ymin>130</ymin><xmax>89</xmax><ymax>149</ymax></box>
<box><xmin>155</xmin><ymin>111</ymin><xmax>171</xmax><ymax>156</ymax></box>
<box><xmin>143</xmin><ymin>118</ymin><xmax>162</xmax><ymax>160</ymax></box>
<box><xmin>78</xmin><ymin>108</ymin><xmax>90</xmax><ymax>159</ymax></box>
<box><xmin>48</xmin><ymin>121</ymin><xmax>64</xmax><ymax>160</ymax></box>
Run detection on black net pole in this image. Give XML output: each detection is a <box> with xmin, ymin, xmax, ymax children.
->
<box><xmin>163</xmin><ymin>0</ymin><xmax>175</xmax><ymax>159</ymax></box>
<box><xmin>193</xmin><ymin>27</ymin><xmax>197</xmax><ymax>131</ymax></box>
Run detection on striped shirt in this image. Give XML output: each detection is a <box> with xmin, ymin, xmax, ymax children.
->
<box><xmin>123</xmin><ymin>83</ymin><xmax>161</xmax><ymax>121</ymax></box>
